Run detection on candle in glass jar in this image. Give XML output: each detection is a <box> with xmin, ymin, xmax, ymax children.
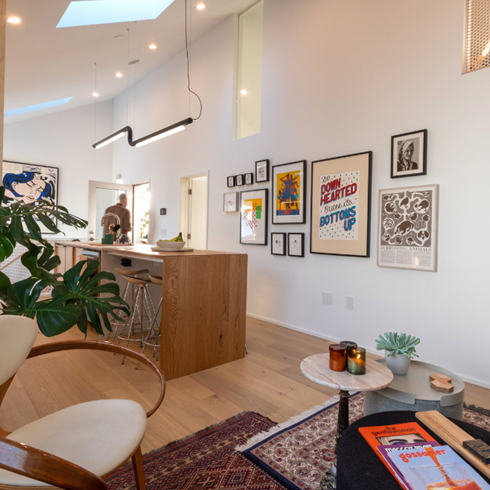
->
<box><xmin>340</xmin><ymin>341</ymin><xmax>357</xmax><ymax>350</ymax></box>
<box><xmin>329</xmin><ymin>344</ymin><xmax>347</xmax><ymax>372</ymax></box>
<box><xmin>347</xmin><ymin>346</ymin><xmax>366</xmax><ymax>375</ymax></box>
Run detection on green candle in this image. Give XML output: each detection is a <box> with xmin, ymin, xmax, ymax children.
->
<box><xmin>347</xmin><ymin>346</ymin><xmax>366</xmax><ymax>375</ymax></box>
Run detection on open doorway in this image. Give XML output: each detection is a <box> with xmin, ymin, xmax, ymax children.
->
<box><xmin>180</xmin><ymin>173</ymin><xmax>208</xmax><ymax>250</ymax></box>
<box><xmin>133</xmin><ymin>182</ymin><xmax>150</xmax><ymax>244</ymax></box>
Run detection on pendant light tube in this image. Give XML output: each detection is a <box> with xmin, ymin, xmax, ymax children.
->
<box><xmin>93</xmin><ymin>126</ymin><xmax>132</xmax><ymax>149</ymax></box>
<box><xmin>133</xmin><ymin>118</ymin><xmax>193</xmax><ymax>147</ymax></box>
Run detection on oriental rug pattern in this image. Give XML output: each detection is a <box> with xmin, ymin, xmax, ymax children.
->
<box><xmin>107</xmin><ymin>411</ymin><xmax>286</xmax><ymax>490</ymax></box>
<box><xmin>237</xmin><ymin>393</ymin><xmax>490</xmax><ymax>490</ymax></box>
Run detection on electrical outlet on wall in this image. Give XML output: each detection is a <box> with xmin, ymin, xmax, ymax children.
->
<box><xmin>322</xmin><ymin>292</ymin><xmax>333</xmax><ymax>305</ymax></box>
<box><xmin>160</xmin><ymin>229</ymin><xmax>166</xmax><ymax>237</ymax></box>
<box><xmin>346</xmin><ymin>296</ymin><xmax>354</xmax><ymax>310</ymax></box>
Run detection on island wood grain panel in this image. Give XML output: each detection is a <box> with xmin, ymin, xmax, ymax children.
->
<box><xmin>160</xmin><ymin>254</ymin><xmax>247</xmax><ymax>380</ymax></box>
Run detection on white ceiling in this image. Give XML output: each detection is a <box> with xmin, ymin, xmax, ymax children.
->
<box><xmin>5</xmin><ymin>0</ymin><xmax>257</xmax><ymax>124</ymax></box>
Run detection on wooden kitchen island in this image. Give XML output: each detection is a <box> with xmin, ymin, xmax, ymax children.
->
<box><xmin>55</xmin><ymin>243</ymin><xmax>248</xmax><ymax>380</ymax></box>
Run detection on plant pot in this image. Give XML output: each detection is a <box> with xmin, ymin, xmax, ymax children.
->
<box><xmin>385</xmin><ymin>351</ymin><xmax>410</xmax><ymax>376</ymax></box>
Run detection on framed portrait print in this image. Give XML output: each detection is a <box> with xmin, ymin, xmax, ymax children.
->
<box><xmin>391</xmin><ymin>129</ymin><xmax>427</xmax><ymax>178</ymax></box>
<box><xmin>240</xmin><ymin>189</ymin><xmax>268</xmax><ymax>245</ymax></box>
<box><xmin>310</xmin><ymin>151</ymin><xmax>372</xmax><ymax>257</ymax></box>
<box><xmin>271</xmin><ymin>233</ymin><xmax>286</xmax><ymax>255</ymax></box>
<box><xmin>255</xmin><ymin>159</ymin><xmax>270</xmax><ymax>183</ymax></box>
<box><xmin>377</xmin><ymin>184</ymin><xmax>439</xmax><ymax>272</ymax></box>
<box><xmin>288</xmin><ymin>233</ymin><xmax>305</xmax><ymax>257</ymax></box>
<box><xmin>272</xmin><ymin>160</ymin><xmax>306</xmax><ymax>225</ymax></box>
<box><xmin>244</xmin><ymin>173</ymin><xmax>254</xmax><ymax>185</ymax></box>
<box><xmin>227</xmin><ymin>176</ymin><xmax>236</xmax><ymax>187</ymax></box>
<box><xmin>223</xmin><ymin>192</ymin><xmax>238</xmax><ymax>212</ymax></box>
<box><xmin>236</xmin><ymin>174</ymin><xmax>244</xmax><ymax>186</ymax></box>
<box><xmin>2</xmin><ymin>160</ymin><xmax>59</xmax><ymax>234</ymax></box>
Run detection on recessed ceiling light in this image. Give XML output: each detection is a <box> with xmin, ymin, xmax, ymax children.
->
<box><xmin>7</xmin><ymin>16</ymin><xmax>21</xmax><ymax>24</ymax></box>
<box><xmin>93</xmin><ymin>92</ymin><xmax>99</xmax><ymax>97</ymax></box>
<box><xmin>241</xmin><ymin>90</ymin><xmax>247</xmax><ymax>95</ymax></box>
<box><xmin>196</xmin><ymin>3</ymin><xmax>205</xmax><ymax>10</ymax></box>
<box><xmin>116</xmin><ymin>72</ymin><xmax>123</xmax><ymax>78</ymax></box>
<box><xmin>149</xmin><ymin>44</ymin><xmax>157</xmax><ymax>50</ymax></box>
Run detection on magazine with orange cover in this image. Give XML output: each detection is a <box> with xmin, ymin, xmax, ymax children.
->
<box><xmin>359</xmin><ymin>423</ymin><xmax>437</xmax><ymax>486</ymax></box>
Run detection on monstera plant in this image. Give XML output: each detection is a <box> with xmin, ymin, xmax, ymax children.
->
<box><xmin>0</xmin><ymin>186</ymin><xmax>129</xmax><ymax>337</ymax></box>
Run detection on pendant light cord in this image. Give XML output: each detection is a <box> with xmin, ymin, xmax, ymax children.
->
<box><xmin>94</xmin><ymin>62</ymin><xmax>97</xmax><ymax>141</ymax></box>
<box><xmin>185</xmin><ymin>0</ymin><xmax>202</xmax><ymax>120</ymax></box>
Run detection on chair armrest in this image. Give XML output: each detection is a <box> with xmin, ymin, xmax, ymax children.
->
<box><xmin>27</xmin><ymin>340</ymin><xmax>165</xmax><ymax>418</ymax></box>
<box><xmin>0</xmin><ymin>436</ymin><xmax>107</xmax><ymax>490</ymax></box>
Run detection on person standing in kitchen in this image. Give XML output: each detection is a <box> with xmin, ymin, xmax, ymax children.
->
<box><xmin>104</xmin><ymin>193</ymin><xmax>132</xmax><ymax>238</ymax></box>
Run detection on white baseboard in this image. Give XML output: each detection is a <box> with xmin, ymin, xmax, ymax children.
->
<box><xmin>246</xmin><ymin>312</ymin><xmax>490</xmax><ymax>391</ymax></box>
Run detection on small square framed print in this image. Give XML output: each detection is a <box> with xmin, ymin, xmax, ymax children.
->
<box><xmin>271</xmin><ymin>232</ymin><xmax>286</xmax><ymax>255</ymax></box>
<box><xmin>391</xmin><ymin>129</ymin><xmax>427</xmax><ymax>179</ymax></box>
<box><xmin>223</xmin><ymin>192</ymin><xmax>238</xmax><ymax>212</ymax></box>
<box><xmin>288</xmin><ymin>233</ymin><xmax>305</xmax><ymax>257</ymax></box>
<box><xmin>227</xmin><ymin>176</ymin><xmax>236</xmax><ymax>187</ymax></box>
<box><xmin>245</xmin><ymin>173</ymin><xmax>254</xmax><ymax>185</ymax></box>
<box><xmin>236</xmin><ymin>174</ymin><xmax>244</xmax><ymax>186</ymax></box>
<box><xmin>255</xmin><ymin>159</ymin><xmax>270</xmax><ymax>183</ymax></box>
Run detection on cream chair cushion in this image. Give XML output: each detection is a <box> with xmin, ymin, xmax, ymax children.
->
<box><xmin>0</xmin><ymin>316</ymin><xmax>38</xmax><ymax>386</ymax></box>
<box><xmin>0</xmin><ymin>399</ymin><xmax>147</xmax><ymax>487</ymax></box>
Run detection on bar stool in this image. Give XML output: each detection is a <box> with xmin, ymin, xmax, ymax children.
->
<box><xmin>110</xmin><ymin>267</ymin><xmax>149</xmax><ymax>343</ymax></box>
<box><xmin>136</xmin><ymin>275</ymin><xmax>162</xmax><ymax>370</ymax></box>
<box><xmin>119</xmin><ymin>275</ymin><xmax>155</xmax><ymax>364</ymax></box>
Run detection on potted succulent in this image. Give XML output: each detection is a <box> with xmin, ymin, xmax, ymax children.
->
<box><xmin>0</xmin><ymin>186</ymin><xmax>129</xmax><ymax>337</ymax></box>
<box><xmin>375</xmin><ymin>332</ymin><xmax>420</xmax><ymax>376</ymax></box>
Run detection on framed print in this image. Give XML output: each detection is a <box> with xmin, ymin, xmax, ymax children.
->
<box><xmin>288</xmin><ymin>233</ymin><xmax>305</xmax><ymax>257</ymax></box>
<box><xmin>255</xmin><ymin>159</ymin><xmax>270</xmax><ymax>183</ymax></box>
<box><xmin>272</xmin><ymin>160</ymin><xmax>306</xmax><ymax>225</ymax></box>
<box><xmin>391</xmin><ymin>129</ymin><xmax>427</xmax><ymax>178</ymax></box>
<box><xmin>378</xmin><ymin>184</ymin><xmax>439</xmax><ymax>272</ymax></box>
<box><xmin>223</xmin><ymin>192</ymin><xmax>238</xmax><ymax>212</ymax></box>
<box><xmin>271</xmin><ymin>232</ymin><xmax>286</xmax><ymax>255</ymax></box>
<box><xmin>227</xmin><ymin>176</ymin><xmax>236</xmax><ymax>187</ymax></box>
<box><xmin>240</xmin><ymin>189</ymin><xmax>268</xmax><ymax>245</ymax></box>
<box><xmin>244</xmin><ymin>173</ymin><xmax>254</xmax><ymax>185</ymax></box>
<box><xmin>2</xmin><ymin>160</ymin><xmax>59</xmax><ymax>234</ymax></box>
<box><xmin>236</xmin><ymin>174</ymin><xmax>244</xmax><ymax>186</ymax></box>
<box><xmin>310</xmin><ymin>151</ymin><xmax>372</xmax><ymax>257</ymax></box>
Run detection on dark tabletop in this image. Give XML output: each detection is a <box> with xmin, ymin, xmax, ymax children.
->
<box><xmin>336</xmin><ymin>411</ymin><xmax>490</xmax><ymax>490</ymax></box>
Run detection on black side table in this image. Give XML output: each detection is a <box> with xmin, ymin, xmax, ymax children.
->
<box><xmin>336</xmin><ymin>411</ymin><xmax>490</xmax><ymax>490</ymax></box>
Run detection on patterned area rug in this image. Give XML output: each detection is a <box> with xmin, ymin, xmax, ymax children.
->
<box><xmin>237</xmin><ymin>393</ymin><xmax>490</xmax><ymax>490</ymax></box>
<box><xmin>107</xmin><ymin>411</ymin><xmax>285</xmax><ymax>489</ymax></box>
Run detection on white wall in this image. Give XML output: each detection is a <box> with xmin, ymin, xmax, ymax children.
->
<box><xmin>4</xmin><ymin>101</ymin><xmax>114</xmax><ymax>237</ymax></box>
<box><xmin>112</xmin><ymin>0</ymin><xmax>490</xmax><ymax>388</ymax></box>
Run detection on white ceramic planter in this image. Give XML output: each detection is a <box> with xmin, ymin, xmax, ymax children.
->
<box><xmin>385</xmin><ymin>351</ymin><xmax>410</xmax><ymax>376</ymax></box>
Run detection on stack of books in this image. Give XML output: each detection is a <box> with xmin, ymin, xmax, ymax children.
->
<box><xmin>360</xmin><ymin>423</ymin><xmax>489</xmax><ymax>490</ymax></box>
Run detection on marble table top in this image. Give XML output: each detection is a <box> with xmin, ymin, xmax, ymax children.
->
<box><xmin>301</xmin><ymin>353</ymin><xmax>394</xmax><ymax>392</ymax></box>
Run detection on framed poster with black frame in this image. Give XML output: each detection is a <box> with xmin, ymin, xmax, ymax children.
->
<box><xmin>272</xmin><ymin>160</ymin><xmax>306</xmax><ymax>225</ymax></box>
<box><xmin>227</xmin><ymin>176</ymin><xmax>236</xmax><ymax>188</ymax></box>
<box><xmin>271</xmin><ymin>232</ymin><xmax>286</xmax><ymax>255</ymax></box>
<box><xmin>244</xmin><ymin>173</ymin><xmax>254</xmax><ymax>185</ymax></box>
<box><xmin>391</xmin><ymin>129</ymin><xmax>427</xmax><ymax>179</ymax></box>
<box><xmin>377</xmin><ymin>184</ymin><xmax>439</xmax><ymax>272</ymax></box>
<box><xmin>255</xmin><ymin>159</ymin><xmax>269</xmax><ymax>183</ymax></box>
<box><xmin>236</xmin><ymin>174</ymin><xmax>244</xmax><ymax>186</ymax></box>
<box><xmin>310</xmin><ymin>151</ymin><xmax>372</xmax><ymax>257</ymax></box>
<box><xmin>2</xmin><ymin>160</ymin><xmax>59</xmax><ymax>234</ymax></box>
<box><xmin>288</xmin><ymin>233</ymin><xmax>305</xmax><ymax>257</ymax></box>
<box><xmin>239</xmin><ymin>189</ymin><xmax>268</xmax><ymax>245</ymax></box>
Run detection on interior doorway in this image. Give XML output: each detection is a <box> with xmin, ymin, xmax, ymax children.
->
<box><xmin>180</xmin><ymin>173</ymin><xmax>208</xmax><ymax>250</ymax></box>
<box><xmin>133</xmin><ymin>182</ymin><xmax>150</xmax><ymax>244</ymax></box>
<box><xmin>88</xmin><ymin>181</ymin><xmax>132</xmax><ymax>241</ymax></box>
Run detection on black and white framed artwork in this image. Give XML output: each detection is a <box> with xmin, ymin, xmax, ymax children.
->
<box><xmin>288</xmin><ymin>233</ymin><xmax>305</xmax><ymax>257</ymax></box>
<box><xmin>227</xmin><ymin>176</ymin><xmax>236</xmax><ymax>187</ymax></box>
<box><xmin>245</xmin><ymin>173</ymin><xmax>254</xmax><ymax>185</ymax></box>
<box><xmin>391</xmin><ymin>129</ymin><xmax>427</xmax><ymax>179</ymax></box>
<box><xmin>255</xmin><ymin>159</ymin><xmax>270</xmax><ymax>183</ymax></box>
<box><xmin>271</xmin><ymin>232</ymin><xmax>286</xmax><ymax>255</ymax></box>
<box><xmin>236</xmin><ymin>174</ymin><xmax>244</xmax><ymax>186</ymax></box>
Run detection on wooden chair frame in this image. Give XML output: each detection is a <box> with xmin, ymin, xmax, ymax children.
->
<box><xmin>0</xmin><ymin>340</ymin><xmax>166</xmax><ymax>490</ymax></box>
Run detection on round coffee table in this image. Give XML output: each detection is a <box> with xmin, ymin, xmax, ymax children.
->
<box><xmin>301</xmin><ymin>353</ymin><xmax>394</xmax><ymax>452</ymax></box>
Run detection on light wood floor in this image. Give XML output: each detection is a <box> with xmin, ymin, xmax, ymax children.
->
<box><xmin>1</xmin><ymin>317</ymin><xmax>488</xmax><ymax>454</ymax></box>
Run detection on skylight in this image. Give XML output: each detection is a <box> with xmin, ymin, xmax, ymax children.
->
<box><xmin>5</xmin><ymin>97</ymin><xmax>73</xmax><ymax>118</ymax></box>
<box><xmin>57</xmin><ymin>0</ymin><xmax>176</xmax><ymax>28</ymax></box>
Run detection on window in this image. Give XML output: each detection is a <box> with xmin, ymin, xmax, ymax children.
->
<box><xmin>464</xmin><ymin>0</ymin><xmax>490</xmax><ymax>73</ymax></box>
<box><xmin>235</xmin><ymin>1</ymin><xmax>263</xmax><ymax>139</ymax></box>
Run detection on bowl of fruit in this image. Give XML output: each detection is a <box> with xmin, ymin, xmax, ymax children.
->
<box><xmin>156</xmin><ymin>233</ymin><xmax>185</xmax><ymax>250</ymax></box>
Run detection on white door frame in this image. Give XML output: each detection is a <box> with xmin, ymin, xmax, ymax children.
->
<box><xmin>88</xmin><ymin>180</ymin><xmax>132</xmax><ymax>241</ymax></box>
<box><xmin>180</xmin><ymin>172</ymin><xmax>209</xmax><ymax>249</ymax></box>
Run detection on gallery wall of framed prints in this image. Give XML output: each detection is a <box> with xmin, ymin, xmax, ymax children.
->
<box><xmin>272</xmin><ymin>160</ymin><xmax>306</xmax><ymax>225</ymax></box>
<box><xmin>377</xmin><ymin>184</ymin><xmax>439</xmax><ymax>272</ymax></box>
<box><xmin>310</xmin><ymin>152</ymin><xmax>372</xmax><ymax>258</ymax></box>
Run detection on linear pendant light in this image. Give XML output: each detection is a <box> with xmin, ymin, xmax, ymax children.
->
<box><xmin>92</xmin><ymin>118</ymin><xmax>193</xmax><ymax>149</ymax></box>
